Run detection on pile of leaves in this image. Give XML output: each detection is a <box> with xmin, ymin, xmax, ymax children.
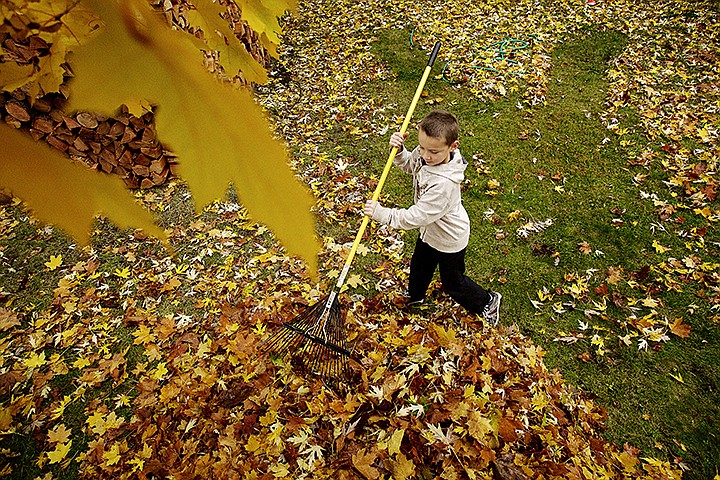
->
<box><xmin>0</xmin><ymin>247</ymin><xmax>682</xmax><ymax>478</ymax></box>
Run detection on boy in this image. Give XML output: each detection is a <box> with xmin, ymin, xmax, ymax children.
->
<box><xmin>364</xmin><ymin>110</ymin><xmax>501</xmax><ymax>325</ymax></box>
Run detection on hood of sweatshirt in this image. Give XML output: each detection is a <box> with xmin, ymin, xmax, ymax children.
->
<box><xmin>423</xmin><ymin>149</ymin><xmax>467</xmax><ymax>184</ymax></box>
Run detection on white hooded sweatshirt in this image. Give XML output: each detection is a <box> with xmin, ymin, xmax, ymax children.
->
<box><xmin>370</xmin><ymin>145</ymin><xmax>470</xmax><ymax>253</ymax></box>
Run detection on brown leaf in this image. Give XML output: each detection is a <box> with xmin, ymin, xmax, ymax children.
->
<box><xmin>498</xmin><ymin>417</ymin><xmax>523</xmax><ymax>443</ymax></box>
<box><xmin>577</xmin><ymin>352</ymin><xmax>593</xmax><ymax>363</ymax></box>
<box><xmin>47</xmin><ymin>424</ymin><xmax>73</xmax><ymax>444</ymax></box>
<box><xmin>578</xmin><ymin>241</ymin><xmax>592</xmax><ymax>255</ymax></box>
<box><xmin>388</xmin><ymin>452</ymin><xmax>415</xmax><ymax>480</ymax></box>
<box><xmin>669</xmin><ymin>317</ymin><xmax>691</xmax><ymax>338</ymax></box>
<box><xmin>492</xmin><ymin>453</ymin><xmax>530</xmax><ymax>480</ymax></box>
<box><xmin>352</xmin><ymin>448</ymin><xmax>379</xmax><ymax>480</ymax></box>
<box><xmin>0</xmin><ymin>308</ymin><xmax>20</xmax><ymax>331</ymax></box>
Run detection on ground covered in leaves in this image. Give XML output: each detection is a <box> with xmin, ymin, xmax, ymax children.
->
<box><xmin>2</xmin><ymin>0</ymin><xmax>719</xmax><ymax>478</ymax></box>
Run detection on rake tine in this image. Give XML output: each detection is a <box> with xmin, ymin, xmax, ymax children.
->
<box><xmin>260</xmin><ymin>292</ymin><xmax>354</xmax><ymax>386</ymax></box>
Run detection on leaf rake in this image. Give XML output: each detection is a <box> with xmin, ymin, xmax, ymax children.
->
<box><xmin>260</xmin><ymin>41</ymin><xmax>442</xmax><ymax>386</ymax></box>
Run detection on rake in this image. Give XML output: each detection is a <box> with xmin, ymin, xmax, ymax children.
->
<box><xmin>260</xmin><ymin>41</ymin><xmax>442</xmax><ymax>385</ymax></box>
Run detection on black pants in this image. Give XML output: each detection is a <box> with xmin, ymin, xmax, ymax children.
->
<box><xmin>408</xmin><ymin>238</ymin><xmax>490</xmax><ymax>314</ymax></box>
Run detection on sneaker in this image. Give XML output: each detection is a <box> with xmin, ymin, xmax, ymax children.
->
<box><xmin>393</xmin><ymin>290</ymin><xmax>424</xmax><ymax>310</ymax></box>
<box><xmin>482</xmin><ymin>291</ymin><xmax>502</xmax><ymax>326</ymax></box>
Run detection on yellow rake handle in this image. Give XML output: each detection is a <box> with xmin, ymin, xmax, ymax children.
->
<box><xmin>335</xmin><ymin>41</ymin><xmax>441</xmax><ymax>291</ymax></box>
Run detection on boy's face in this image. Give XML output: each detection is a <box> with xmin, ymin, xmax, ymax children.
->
<box><xmin>418</xmin><ymin>130</ymin><xmax>459</xmax><ymax>166</ymax></box>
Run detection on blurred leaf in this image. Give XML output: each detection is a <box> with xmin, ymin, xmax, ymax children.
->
<box><xmin>69</xmin><ymin>0</ymin><xmax>317</xmax><ymax>273</ymax></box>
<box><xmin>0</xmin><ymin>62</ymin><xmax>35</xmax><ymax>91</ymax></box>
<box><xmin>235</xmin><ymin>0</ymin><xmax>297</xmax><ymax>48</ymax></box>
<box><xmin>0</xmin><ymin>125</ymin><xmax>166</xmax><ymax>245</ymax></box>
<box><xmin>186</xmin><ymin>0</ymin><xmax>268</xmax><ymax>83</ymax></box>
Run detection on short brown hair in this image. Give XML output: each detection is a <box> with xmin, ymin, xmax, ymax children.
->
<box><xmin>418</xmin><ymin>110</ymin><xmax>459</xmax><ymax>145</ymax></box>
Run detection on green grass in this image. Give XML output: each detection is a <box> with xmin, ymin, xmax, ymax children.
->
<box><xmin>360</xmin><ymin>27</ymin><xmax>720</xmax><ymax>479</ymax></box>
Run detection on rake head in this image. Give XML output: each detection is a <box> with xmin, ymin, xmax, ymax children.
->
<box><xmin>260</xmin><ymin>293</ymin><xmax>354</xmax><ymax>386</ymax></box>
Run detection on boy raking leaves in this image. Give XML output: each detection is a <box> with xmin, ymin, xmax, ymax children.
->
<box><xmin>364</xmin><ymin>110</ymin><xmax>501</xmax><ymax>324</ymax></box>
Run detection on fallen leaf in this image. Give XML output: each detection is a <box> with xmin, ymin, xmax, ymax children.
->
<box><xmin>352</xmin><ymin>448</ymin><xmax>379</xmax><ymax>480</ymax></box>
<box><xmin>47</xmin><ymin>440</ymin><xmax>72</xmax><ymax>464</ymax></box>
<box><xmin>388</xmin><ymin>452</ymin><xmax>415</xmax><ymax>480</ymax></box>
<box><xmin>578</xmin><ymin>241</ymin><xmax>592</xmax><ymax>255</ymax></box>
<box><xmin>669</xmin><ymin>318</ymin><xmax>691</xmax><ymax>338</ymax></box>
<box><xmin>47</xmin><ymin>424</ymin><xmax>72</xmax><ymax>444</ymax></box>
<box><xmin>0</xmin><ymin>309</ymin><xmax>20</xmax><ymax>331</ymax></box>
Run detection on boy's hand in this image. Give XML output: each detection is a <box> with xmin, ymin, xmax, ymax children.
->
<box><xmin>389</xmin><ymin>131</ymin><xmax>408</xmax><ymax>150</ymax></box>
<box><xmin>364</xmin><ymin>200</ymin><xmax>379</xmax><ymax>218</ymax></box>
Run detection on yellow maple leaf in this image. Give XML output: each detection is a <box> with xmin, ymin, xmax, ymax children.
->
<box><xmin>68</xmin><ymin>0</ymin><xmax>318</xmax><ymax>274</ymax></box>
<box><xmin>1</xmin><ymin>1</ymin><xmax>99</xmax><ymax>96</ymax></box>
<box><xmin>86</xmin><ymin>410</ymin><xmax>107</xmax><ymax>435</ymax></box>
<box><xmin>103</xmin><ymin>444</ymin><xmax>122</xmax><ymax>466</ymax></box>
<box><xmin>236</xmin><ymin>0</ymin><xmax>296</xmax><ymax>49</ymax></box>
<box><xmin>45</xmin><ymin>254</ymin><xmax>63</xmax><ymax>271</ymax></box>
<box><xmin>128</xmin><ymin>457</ymin><xmax>145</xmax><ymax>472</ymax></box>
<box><xmin>431</xmin><ymin>323</ymin><xmax>458</xmax><ymax>348</ymax></box>
<box><xmin>245</xmin><ymin>435</ymin><xmax>262</xmax><ymax>452</ymax></box>
<box><xmin>388</xmin><ymin>452</ymin><xmax>415</xmax><ymax>480</ymax></box>
<box><xmin>616</xmin><ymin>451</ymin><xmax>640</xmax><ymax>472</ymax></box>
<box><xmin>467</xmin><ymin>410</ymin><xmax>494</xmax><ymax>441</ymax></box>
<box><xmin>132</xmin><ymin>325</ymin><xmax>155</xmax><ymax>346</ymax></box>
<box><xmin>24</xmin><ymin>351</ymin><xmax>47</xmax><ymax>369</ymax></box>
<box><xmin>652</xmin><ymin>240</ymin><xmax>670</xmax><ymax>254</ymax></box>
<box><xmin>186</xmin><ymin>0</ymin><xmax>267</xmax><ymax>83</ymax></box>
<box><xmin>694</xmin><ymin>206</ymin><xmax>712</xmax><ymax>218</ymax></box>
<box><xmin>641</xmin><ymin>297</ymin><xmax>660</xmax><ymax>308</ymax></box>
<box><xmin>0</xmin><ymin>126</ymin><xmax>166</xmax><ymax>246</ymax></box>
<box><xmin>51</xmin><ymin>395</ymin><xmax>72</xmax><ymax>419</ymax></box>
<box><xmin>697</xmin><ymin>126</ymin><xmax>711</xmax><ymax>143</ymax></box>
<box><xmin>150</xmin><ymin>362</ymin><xmax>168</xmax><ymax>380</ymax></box>
<box><xmin>345</xmin><ymin>274</ymin><xmax>364</xmax><ymax>289</ymax></box>
<box><xmin>73</xmin><ymin>357</ymin><xmax>93</xmax><ymax>369</ymax></box>
<box><xmin>47</xmin><ymin>440</ymin><xmax>72</xmax><ymax>464</ymax></box>
<box><xmin>0</xmin><ymin>62</ymin><xmax>36</xmax><ymax>91</ymax></box>
<box><xmin>114</xmin><ymin>267</ymin><xmax>131</xmax><ymax>279</ymax></box>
